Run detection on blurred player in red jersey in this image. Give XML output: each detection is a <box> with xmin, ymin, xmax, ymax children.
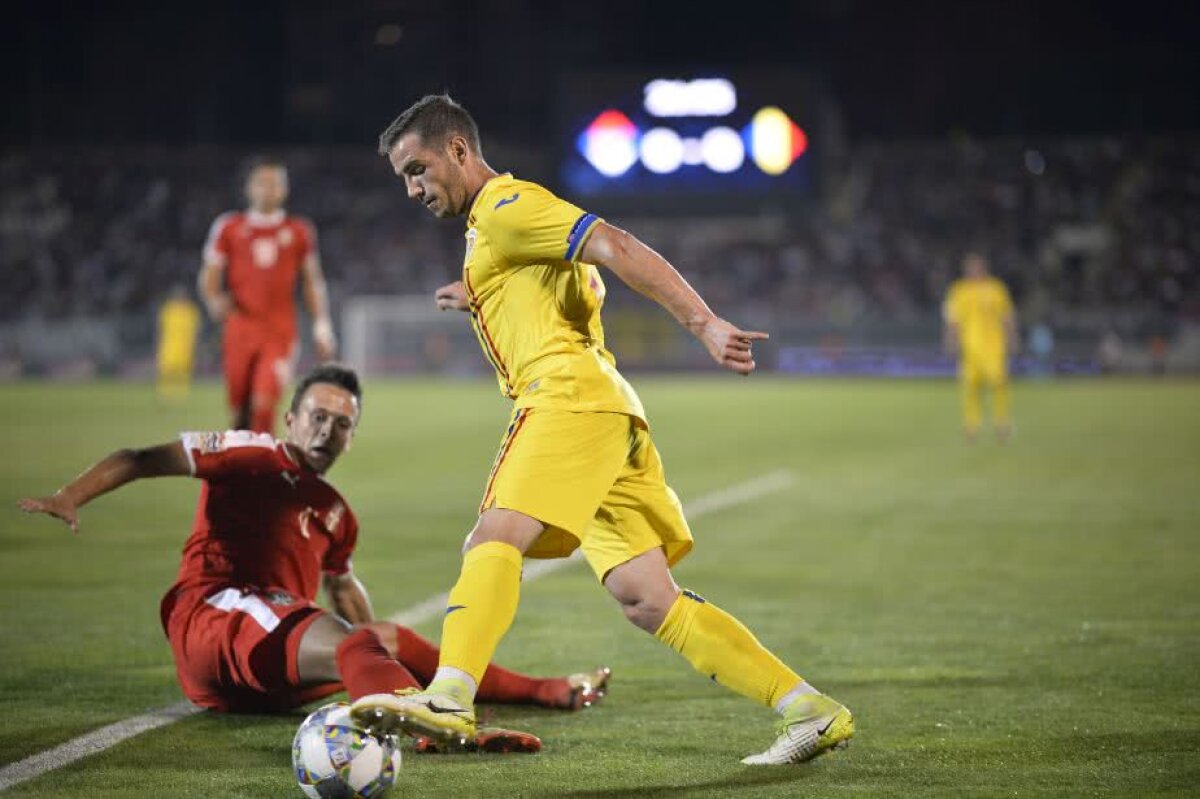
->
<box><xmin>198</xmin><ymin>158</ymin><xmax>337</xmax><ymax>434</ymax></box>
<box><xmin>19</xmin><ymin>365</ymin><xmax>609</xmax><ymax>753</ymax></box>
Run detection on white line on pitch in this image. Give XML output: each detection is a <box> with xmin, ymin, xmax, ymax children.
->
<box><xmin>0</xmin><ymin>469</ymin><xmax>793</xmax><ymax>793</ymax></box>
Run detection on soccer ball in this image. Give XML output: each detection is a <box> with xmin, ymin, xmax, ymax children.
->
<box><xmin>292</xmin><ymin>701</ymin><xmax>402</xmax><ymax>798</ymax></box>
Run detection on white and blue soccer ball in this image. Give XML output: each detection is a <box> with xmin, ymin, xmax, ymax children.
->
<box><xmin>292</xmin><ymin>701</ymin><xmax>402</xmax><ymax>798</ymax></box>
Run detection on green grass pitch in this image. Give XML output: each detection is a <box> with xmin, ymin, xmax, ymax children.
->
<box><xmin>1</xmin><ymin>377</ymin><xmax>1197</xmax><ymax>798</ymax></box>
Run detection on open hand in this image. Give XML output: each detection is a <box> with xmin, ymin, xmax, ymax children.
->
<box><xmin>18</xmin><ymin>494</ymin><xmax>80</xmax><ymax>534</ymax></box>
<box><xmin>435</xmin><ymin>281</ymin><xmax>471</xmax><ymax>312</ymax></box>
<box><xmin>699</xmin><ymin>317</ymin><xmax>769</xmax><ymax>375</ymax></box>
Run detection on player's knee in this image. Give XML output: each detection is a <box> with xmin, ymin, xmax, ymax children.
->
<box><xmin>464</xmin><ymin>509</ymin><xmax>543</xmax><ymax>553</ymax></box>
<box><xmin>615</xmin><ymin>587</ymin><xmax>679</xmax><ymax>633</ymax></box>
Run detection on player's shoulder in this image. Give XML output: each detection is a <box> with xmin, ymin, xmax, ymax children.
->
<box><xmin>472</xmin><ymin>174</ymin><xmax>557</xmax><ymax>223</ymax></box>
<box><xmin>285</xmin><ymin>213</ymin><xmax>316</xmax><ymax>232</ymax></box>
<box><xmin>210</xmin><ymin>210</ymin><xmax>244</xmax><ymax>231</ymax></box>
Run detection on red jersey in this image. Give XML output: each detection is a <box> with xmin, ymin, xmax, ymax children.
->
<box><xmin>161</xmin><ymin>430</ymin><xmax>357</xmax><ymax>619</ymax></box>
<box><xmin>203</xmin><ymin>209</ymin><xmax>317</xmax><ymax>342</ymax></box>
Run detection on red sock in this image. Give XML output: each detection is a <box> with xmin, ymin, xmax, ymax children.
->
<box><xmin>335</xmin><ymin>628</ymin><xmax>420</xmax><ymax>700</ymax></box>
<box><xmin>389</xmin><ymin>625</ymin><xmax>441</xmax><ymax>683</ymax></box>
<box><xmin>388</xmin><ymin>624</ymin><xmax>563</xmax><ymax>706</ymax></box>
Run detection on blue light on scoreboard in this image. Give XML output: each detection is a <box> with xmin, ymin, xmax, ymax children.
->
<box><xmin>562</xmin><ymin>75</ymin><xmax>812</xmax><ymax>197</ymax></box>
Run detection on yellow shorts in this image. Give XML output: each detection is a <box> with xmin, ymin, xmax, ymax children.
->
<box><xmin>960</xmin><ymin>352</ymin><xmax>1007</xmax><ymax>386</ymax></box>
<box><xmin>158</xmin><ymin>350</ymin><xmax>194</xmax><ymax>375</ymax></box>
<box><xmin>480</xmin><ymin>408</ymin><xmax>693</xmax><ymax>581</ymax></box>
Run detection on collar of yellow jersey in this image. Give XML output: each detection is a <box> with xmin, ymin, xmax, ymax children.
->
<box><xmin>467</xmin><ymin>172</ymin><xmax>513</xmax><ymax>225</ymax></box>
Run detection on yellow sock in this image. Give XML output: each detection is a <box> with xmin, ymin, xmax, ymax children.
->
<box><xmin>435</xmin><ymin>541</ymin><xmax>523</xmax><ymax>685</ymax></box>
<box><xmin>655</xmin><ymin>590</ymin><xmax>802</xmax><ymax>708</ymax></box>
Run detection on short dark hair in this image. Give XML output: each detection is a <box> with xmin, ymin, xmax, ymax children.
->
<box><xmin>377</xmin><ymin>94</ymin><xmax>481</xmax><ymax>157</ymax></box>
<box><xmin>242</xmin><ymin>155</ymin><xmax>287</xmax><ymax>183</ymax></box>
<box><xmin>289</xmin><ymin>363</ymin><xmax>363</xmax><ymax>414</ymax></box>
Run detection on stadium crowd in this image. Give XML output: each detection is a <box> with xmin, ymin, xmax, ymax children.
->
<box><xmin>2</xmin><ymin>137</ymin><xmax>1196</xmax><ymax>338</ymax></box>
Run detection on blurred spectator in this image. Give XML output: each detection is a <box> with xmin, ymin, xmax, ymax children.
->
<box><xmin>1</xmin><ymin>136</ymin><xmax>1196</xmax><ymax>363</ymax></box>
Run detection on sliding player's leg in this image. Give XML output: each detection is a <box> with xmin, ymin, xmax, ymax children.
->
<box><xmin>295</xmin><ymin>613</ymin><xmax>543</xmax><ymax>753</ymax></box>
<box><xmin>350</xmin><ymin>409</ymin><xmax>631</xmax><ymax>742</ymax></box>
<box><xmin>361</xmin><ymin>621</ymin><xmax>610</xmax><ymax>709</ymax></box>
<box><xmin>349</xmin><ymin>509</ymin><xmax>539</xmax><ymax>743</ymax></box>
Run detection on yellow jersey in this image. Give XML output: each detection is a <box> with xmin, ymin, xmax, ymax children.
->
<box><xmin>462</xmin><ymin>173</ymin><xmax>645</xmax><ymax>422</ymax></box>
<box><xmin>158</xmin><ymin>297</ymin><xmax>200</xmax><ymax>357</ymax></box>
<box><xmin>942</xmin><ymin>276</ymin><xmax>1014</xmax><ymax>360</ymax></box>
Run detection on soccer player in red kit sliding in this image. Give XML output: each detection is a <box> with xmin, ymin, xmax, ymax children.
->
<box><xmin>199</xmin><ymin>158</ymin><xmax>337</xmax><ymax>434</ymax></box>
<box><xmin>19</xmin><ymin>365</ymin><xmax>609</xmax><ymax>753</ymax></box>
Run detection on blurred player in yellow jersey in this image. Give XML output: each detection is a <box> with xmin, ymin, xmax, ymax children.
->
<box><xmin>942</xmin><ymin>253</ymin><xmax>1018</xmax><ymax>441</ymax></box>
<box><xmin>157</xmin><ymin>285</ymin><xmax>201</xmax><ymax>402</ymax></box>
<box><xmin>350</xmin><ymin>94</ymin><xmax>853</xmax><ymax>766</ymax></box>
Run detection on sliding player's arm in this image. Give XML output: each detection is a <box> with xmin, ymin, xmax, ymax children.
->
<box><xmin>301</xmin><ymin>243</ymin><xmax>337</xmax><ymax>361</ymax></box>
<box><xmin>581</xmin><ymin>223</ymin><xmax>767</xmax><ymax>375</ymax></box>
<box><xmin>321</xmin><ymin>509</ymin><xmax>369</xmax><ymax>622</ymax></box>
<box><xmin>322</xmin><ymin>570</ymin><xmax>375</xmax><ymax>625</ymax></box>
<box><xmin>18</xmin><ymin>443</ymin><xmax>192</xmax><ymax>533</ymax></box>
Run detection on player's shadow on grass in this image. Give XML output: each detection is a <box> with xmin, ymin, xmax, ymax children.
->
<box><xmin>548</xmin><ymin>766</ymin><xmax>817</xmax><ymax>798</ymax></box>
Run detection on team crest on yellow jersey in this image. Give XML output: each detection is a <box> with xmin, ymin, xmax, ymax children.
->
<box><xmin>463</xmin><ymin>228</ymin><xmax>477</xmax><ymax>268</ymax></box>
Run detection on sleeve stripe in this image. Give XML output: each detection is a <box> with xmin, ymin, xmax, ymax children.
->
<box><xmin>203</xmin><ymin>213</ymin><xmax>234</xmax><ymax>265</ymax></box>
<box><xmin>564</xmin><ymin>213</ymin><xmax>600</xmax><ymax>261</ymax></box>
<box><xmin>179</xmin><ymin>433</ymin><xmax>198</xmax><ymax>475</ymax></box>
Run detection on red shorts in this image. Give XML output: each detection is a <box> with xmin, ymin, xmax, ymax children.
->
<box><xmin>222</xmin><ymin>325</ymin><xmax>296</xmax><ymax>414</ymax></box>
<box><xmin>162</xmin><ymin>585</ymin><xmax>341</xmax><ymax>713</ymax></box>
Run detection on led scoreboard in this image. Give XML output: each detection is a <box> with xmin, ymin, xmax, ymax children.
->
<box><xmin>557</xmin><ymin>69</ymin><xmax>827</xmax><ymax>204</ymax></box>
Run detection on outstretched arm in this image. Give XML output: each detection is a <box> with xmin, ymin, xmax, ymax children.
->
<box><xmin>323</xmin><ymin>570</ymin><xmax>374</xmax><ymax>625</ymax></box>
<box><xmin>580</xmin><ymin>222</ymin><xmax>767</xmax><ymax>375</ymax></box>
<box><xmin>18</xmin><ymin>442</ymin><xmax>191</xmax><ymax>533</ymax></box>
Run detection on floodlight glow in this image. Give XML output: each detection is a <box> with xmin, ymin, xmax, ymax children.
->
<box><xmin>747</xmin><ymin>106</ymin><xmax>807</xmax><ymax>176</ymax></box>
<box><xmin>640</xmin><ymin>128</ymin><xmax>685</xmax><ymax>174</ymax></box>
<box><xmin>682</xmin><ymin>138</ymin><xmax>704</xmax><ymax>166</ymax></box>
<box><xmin>701</xmin><ymin>127</ymin><xmax>745</xmax><ymax>173</ymax></box>
<box><xmin>578</xmin><ymin>110</ymin><xmax>639</xmax><ymax>177</ymax></box>
<box><xmin>644</xmin><ymin>78</ymin><xmax>737</xmax><ymax>117</ymax></box>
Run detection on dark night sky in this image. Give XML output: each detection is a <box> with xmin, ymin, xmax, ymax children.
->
<box><xmin>2</xmin><ymin>0</ymin><xmax>1197</xmax><ymax>147</ymax></box>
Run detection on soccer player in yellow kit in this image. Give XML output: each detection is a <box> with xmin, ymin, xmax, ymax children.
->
<box><xmin>350</xmin><ymin>95</ymin><xmax>853</xmax><ymax>765</ymax></box>
<box><xmin>943</xmin><ymin>253</ymin><xmax>1018</xmax><ymax>440</ymax></box>
<box><xmin>157</xmin><ymin>285</ymin><xmax>201</xmax><ymax>402</ymax></box>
